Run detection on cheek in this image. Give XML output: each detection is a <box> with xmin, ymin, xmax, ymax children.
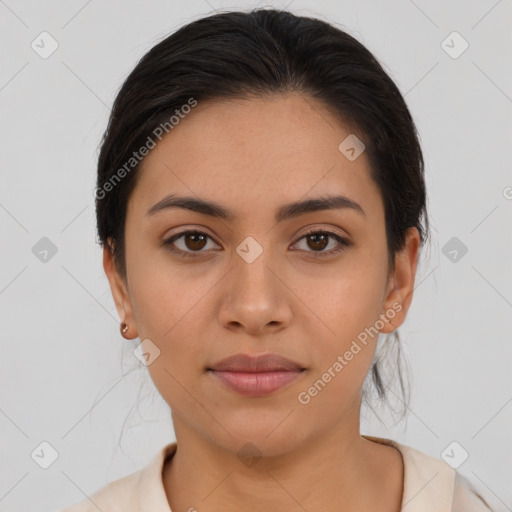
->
<box><xmin>131</xmin><ymin>278</ymin><xmax>210</xmax><ymax>357</ymax></box>
<box><xmin>296</xmin><ymin>274</ymin><xmax>384</xmax><ymax>412</ymax></box>
<box><xmin>130</xmin><ymin>279</ymin><xmax>211</xmax><ymax>415</ymax></box>
<box><xmin>126</xmin><ymin>262</ymin><xmax>214</xmax><ymax>405</ymax></box>
<box><xmin>296</xmin><ymin>256</ymin><xmax>387</xmax><ymax>393</ymax></box>
<box><xmin>127</xmin><ymin>240</ymin><xmax>213</xmax><ymax>337</ymax></box>
<box><xmin>296</xmin><ymin>257</ymin><xmax>386</xmax><ymax>339</ymax></box>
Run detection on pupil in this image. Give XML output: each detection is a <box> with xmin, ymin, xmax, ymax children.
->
<box><xmin>309</xmin><ymin>234</ymin><xmax>327</xmax><ymax>251</ymax></box>
<box><xmin>187</xmin><ymin>233</ymin><xmax>206</xmax><ymax>250</ymax></box>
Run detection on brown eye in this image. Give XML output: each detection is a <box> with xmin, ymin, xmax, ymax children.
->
<box><xmin>183</xmin><ymin>232</ymin><xmax>208</xmax><ymax>250</ymax></box>
<box><xmin>292</xmin><ymin>229</ymin><xmax>351</xmax><ymax>257</ymax></box>
<box><xmin>306</xmin><ymin>233</ymin><xmax>329</xmax><ymax>251</ymax></box>
<box><xmin>163</xmin><ymin>230</ymin><xmax>219</xmax><ymax>258</ymax></box>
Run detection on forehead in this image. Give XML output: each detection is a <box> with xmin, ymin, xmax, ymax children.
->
<box><xmin>129</xmin><ymin>93</ymin><xmax>382</xmax><ymax>222</ymax></box>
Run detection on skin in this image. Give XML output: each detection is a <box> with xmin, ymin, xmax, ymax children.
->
<box><xmin>104</xmin><ymin>92</ymin><xmax>420</xmax><ymax>512</ymax></box>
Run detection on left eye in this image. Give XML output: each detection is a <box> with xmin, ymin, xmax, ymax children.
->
<box><xmin>162</xmin><ymin>229</ymin><xmax>350</xmax><ymax>258</ymax></box>
<box><xmin>291</xmin><ymin>230</ymin><xmax>350</xmax><ymax>256</ymax></box>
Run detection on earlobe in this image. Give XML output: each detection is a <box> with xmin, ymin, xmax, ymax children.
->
<box><xmin>380</xmin><ymin>227</ymin><xmax>421</xmax><ymax>334</ymax></box>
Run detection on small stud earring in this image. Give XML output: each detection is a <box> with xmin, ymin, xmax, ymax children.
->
<box><xmin>120</xmin><ymin>322</ymin><xmax>129</xmax><ymax>335</ymax></box>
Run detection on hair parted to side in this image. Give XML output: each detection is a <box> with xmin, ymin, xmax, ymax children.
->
<box><xmin>95</xmin><ymin>8</ymin><xmax>430</xmax><ymax>420</ymax></box>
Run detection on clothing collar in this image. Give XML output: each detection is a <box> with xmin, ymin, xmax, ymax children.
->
<box><xmin>137</xmin><ymin>436</ymin><xmax>455</xmax><ymax>512</ymax></box>
<box><xmin>138</xmin><ymin>442</ymin><xmax>177</xmax><ymax>512</ymax></box>
<box><xmin>362</xmin><ymin>435</ymin><xmax>455</xmax><ymax>512</ymax></box>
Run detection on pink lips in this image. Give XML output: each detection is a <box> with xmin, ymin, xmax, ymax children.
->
<box><xmin>207</xmin><ymin>353</ymin><xmax>305</xmax><ymax>397</ymax></box>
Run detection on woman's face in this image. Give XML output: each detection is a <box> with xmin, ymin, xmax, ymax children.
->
<box><xmin>104</xmin><ymin>92</ymin><xmax>419</xmax><ymax>455</ymax></box>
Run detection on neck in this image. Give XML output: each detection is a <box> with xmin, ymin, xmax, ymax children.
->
<box><xmin>162</xmin><ymin>402</ymin><xmax>403</xmax><ymax>512</ymax></box>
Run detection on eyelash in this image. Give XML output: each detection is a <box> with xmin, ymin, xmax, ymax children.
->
<box><xmin>162</xmin><ymin>228</ymin><xmax>351</xmax><ymax>259</ymax></box>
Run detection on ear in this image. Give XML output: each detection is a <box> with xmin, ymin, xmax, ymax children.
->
<box><xmin>379</xmin><ymin>227</ymin><xmax>421</xmax><ymax>334</ymax></box>
<box><xmin>103</xmin><ymin>240</ymin><xmax>138</xmax><ymax>338</ymax></box>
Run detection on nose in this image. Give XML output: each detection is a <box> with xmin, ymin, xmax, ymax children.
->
<box><xmin>217</xmin><ymin>243</ymin><xmax>293</xmax><ymax>336</ymax></box>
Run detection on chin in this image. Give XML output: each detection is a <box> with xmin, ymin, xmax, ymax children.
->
<box><xmin>217</xmin><ymin>421</ymin><xmax>305</xmax><ymax>458</ymax></box>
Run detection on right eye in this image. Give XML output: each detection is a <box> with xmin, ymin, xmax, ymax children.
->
<box><xmin>163</xmin><ymin>230</ymin><xmax>221</xmax><ymax>258</ymax></box>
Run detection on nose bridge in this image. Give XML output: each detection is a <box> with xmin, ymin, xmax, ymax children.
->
<box><xmin>232</xmin><ymin>233</ymin><xmax>276</xmax><ymax>293</ymax></box>
<box><xmin>218</xmin><ymin>232</ymin><xmax>291</xmax><ymax>333</ymax></box>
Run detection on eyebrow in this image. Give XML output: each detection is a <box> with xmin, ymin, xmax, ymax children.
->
<box><xmin>146</xmin><ymin>193</ymin><xmax>366</xmax><ymax>222</ymax></box>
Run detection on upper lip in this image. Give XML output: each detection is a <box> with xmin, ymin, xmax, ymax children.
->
<box><xmin>208</xmin><ymin>353</ymin><xmax>305</xmax><ymax>372</ymax></box>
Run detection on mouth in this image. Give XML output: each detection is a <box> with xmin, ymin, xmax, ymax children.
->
<box><xmin>207</xmin><ymin>353</ymin><xmax>306</xmax><ymax>397</ymax></box>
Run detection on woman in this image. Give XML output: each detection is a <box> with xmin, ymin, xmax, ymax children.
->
<box><xmin>62</xmin><ymin>8</ymin><xmax>492</xmax><ymax>512</ymax></box>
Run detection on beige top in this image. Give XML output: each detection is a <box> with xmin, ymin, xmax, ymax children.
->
<box><xmin>61</xmin><ymin>435</ymin><xmax>492</xmax><ymax>512</ymax></box>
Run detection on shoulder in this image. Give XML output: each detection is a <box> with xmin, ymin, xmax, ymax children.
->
<box><xmin>59</xmin><ymin>442</ymin><xmax>177</xmax><ymax>512</ymax></box>
<box><xmin>363</xmin><ymin>435</ymin><xmax>493</xmax><ymax>512</ymax></box>
<box><xmin>60</xmin><ymin>468</ymin><xmax>143</xmax><ymax>512</ymax></box>
<box><xmin>400</xmin><ymin>443</ymin><xmax>491</xmax><ymax>511</ymax></box>
<box><xmin>452</xmin><ymin>472</ymin><xmax>493</xmax><ymax>512</ymax></box>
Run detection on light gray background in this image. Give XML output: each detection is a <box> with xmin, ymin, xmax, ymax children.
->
<box><xmin>1</xmin><ymin>0</ymin><xmax>511</xmax><ymax>511</ymax></box>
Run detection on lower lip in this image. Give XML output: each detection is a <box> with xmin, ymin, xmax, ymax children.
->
<box><xmin>209</xmin><ymin>370</ymin><xmax>304</xmax><ymax>397</ymax></box>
